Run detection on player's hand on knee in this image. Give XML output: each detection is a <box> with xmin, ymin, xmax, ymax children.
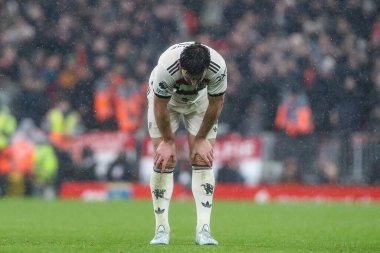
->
<box><xmin>191</xmin><ymin>138</ymin><xmax>213</xmax><ymax>167</ymax></box>
<box><xmin>154</xmin><ymin>141</ymin><xmax>177</xmax><ymax>172</ymax></box>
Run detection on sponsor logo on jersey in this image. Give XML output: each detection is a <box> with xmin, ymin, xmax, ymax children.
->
<box><xmin>215</xmin><ymin>68</ymin><xmax>226</xmax><ymax>84</ymax></box>
<box><xmin>173</xmin><ymin>79</ymin><xmax>209</xmax><ymax>96</ymax></box>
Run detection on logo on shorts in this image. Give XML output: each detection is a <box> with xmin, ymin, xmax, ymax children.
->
<box><xmin>213</xmin><ymin>126</ymin><xmax>217</xmax><ymax>132</ymax></box>
<box><xmin>148</xmin><ymin>122</ymin><xmax>152</xmax><ymax>129</ymax></box>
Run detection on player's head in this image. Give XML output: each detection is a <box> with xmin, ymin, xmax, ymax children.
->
<box><xmin>180</xmin><ymin>43</ymin><xmax>210</xmax><ymax>85</ymax></box>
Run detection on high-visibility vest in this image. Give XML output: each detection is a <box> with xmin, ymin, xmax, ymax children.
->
<box><xmin>48</xmin><ymin>108</ymin><xmax>79</xmax><ymax>135</ymax></box>
<box><xmin>10</xmin><ymin>139</ymin><xmax>35</xmax><ymax>175</ymax></box>
<box><xmin>0</xmin><ymin>107</ymin><xmax>17</xmax><ymax>149</ymax></box>
<box><xmin>47</xmin><ymin>108</ymin><xmax>79</xmax><ymax>146</ymax></box>
<box><xmin>94</xmin><ymin>78</ymin><xmax>114</xmax><ymax>122</ymax></box>
<box><xmin>275</xmin><ymin>94</ymin><xmax>314</xmax><ymax>136</ymax></box>
<box><xmin>115</xmin><ymin>83</ymin><xmax>143</xmax><ymax>133</ymax></box>
<box><xmin>0</xmin><ymin>147</ymin><xmax>12</xmax><ymax>175</ymax></box>
<box><xmin>33</xmin><ymin>144</ymin><xmax>58</xmax><ymax>183</ymax></box>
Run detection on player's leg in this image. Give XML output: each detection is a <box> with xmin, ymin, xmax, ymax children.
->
<box><xmin>188</xmin><ymin>135</ymin><xmax>218</xmax><ymax>245</ymax></box>
<box><xmin>147</xmin><ymin>91</ymin><xmax>179</xmax><ymax>245</ymax></box>
<box><xmin>184</xmin><ymin>97</ymin><xmax>218</xmax><ymax>245</ymax></box>
<box><xmin>149</xmin><ymin>137</ymin><xmax>175</xmax><ymax>245</ymax></box>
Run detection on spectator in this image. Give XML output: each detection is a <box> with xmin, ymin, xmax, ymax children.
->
<box><xmin>15</xmin><ymin>76</ymin><xmax>50</xmax><ymax>126</ymax></box>
<box><xmin>329</xmin><ymin>75</ymin><xmax>364</xmax><ymax>178</ymax></box>
<box><xmin>54</xmin><ymin>148</ymin><xmax>76</xmax><ymax>193</ymax></box>
<box><xmin>0</xmin><ymin>0</ymin><xmax>379</xmax><ymax>186</ymax></box>
<box><xmin>217</xmin><ymin>159</ymin><xmax>245</xmax><ymax>184</ymax></box>
<box><xmin>75</xmin><ymin>146</ymin><xmax>97</xmax><ymax>181</ymax></box>
<box><xmin>274</xmin><ymin>88</ymin><xmax>315</xmax><ymax>181</ymax></box>
<box><xmin>33</xmin><ymin>135</ymin><xmax>59</xmax><ymax>198</ymax></box>
<box><xmin>369</xmin><ymin>159</ymin><xmax>380</xmax><ymax>185</ymax></box>
<box><xmin>317</xmin><ymin>159</ymin><xmax>339</xmax><ymax>185</ymax></box>
<box><xmin>280</xmin><ymin>157</ymin><xmax>301</xmax><ymax>184</ymax></box>
<box><xmin>0</xmin><ymin>105</ymin><xmax>17</xmax><ymax>196</ymax></box>
<box><xmin>106</xmin><ymin>150</ymin><xmax>136</xmax><ymax>182</ymax></box>
<box><xmin>42</xmin><ymin>97</ymin><xmax>83</xmax><ymax>148</ymax></box>
<box><xmin>9</xmin><ymin>120</ymin><xmax>36</xmax><ymax>196</ymax></box>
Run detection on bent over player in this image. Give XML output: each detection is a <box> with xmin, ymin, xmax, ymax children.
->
<box><xmin>147</xmin><ymin>42</ymin><xmax>227</xmax><ymax>245</ymax></box>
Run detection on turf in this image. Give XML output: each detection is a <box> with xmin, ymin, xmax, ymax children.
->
<box><xmin>0</xmin><ymin>198</ymin><xmax>379</xmax><ymax>253</ymax></box>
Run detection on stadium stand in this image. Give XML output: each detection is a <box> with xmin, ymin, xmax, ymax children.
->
<box><xmin>1</xmin><ymin>0</ymin><xmax>380</xmax><ymax>197</ymax></box>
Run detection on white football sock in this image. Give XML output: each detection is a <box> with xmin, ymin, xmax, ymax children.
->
<box><xmin>192</xmin><ymin>166</ymin><xmax>215</xmax><ymax>233</ymax></box>
<box><xmin>150</xmin><ymin>168</ymin><xmax>174</xmax><ymax>232</ymax></box>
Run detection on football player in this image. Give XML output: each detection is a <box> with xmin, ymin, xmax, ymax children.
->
<box><xmin>147</xmin><ymin>42</ymin><xmax>227</xmax><ymax>245</ymax></box>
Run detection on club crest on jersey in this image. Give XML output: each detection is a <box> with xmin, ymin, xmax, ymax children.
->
<box><xmin>159</xmin><ymin>81</ymin><xmax>168</xmax><ymax>89</ymax></box>
<box><xmin>152</xmin><ymin>189</ymin><xmax>166</xmax><ymax>199</ymax></box>
<box><xmin>201</xmin><ymin>183</ymin><xmax>214</xmax><ymax>195</ymax></box>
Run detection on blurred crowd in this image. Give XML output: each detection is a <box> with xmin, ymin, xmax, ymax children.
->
<box><xmin>1</xmin><ymin>0</ymin><xmax>380</xmax><ymax>196</ymax></box>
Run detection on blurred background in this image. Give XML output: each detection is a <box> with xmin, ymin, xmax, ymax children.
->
<box><xmin>1</xmin><ymin>0</ymin><xmax>380</xmax><ymax>199</ymax></box>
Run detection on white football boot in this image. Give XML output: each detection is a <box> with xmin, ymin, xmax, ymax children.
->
<box><xmin>195</xmin><ymin>224</ymin><xmax>218</xmax><ymax>245</ymax></box>
<box><xmin>150</xmin><ymin>225</ymin><xmax>170</xmax><ymax>245</ymax></box>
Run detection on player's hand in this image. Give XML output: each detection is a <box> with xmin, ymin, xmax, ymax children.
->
<box><xmin>154</xmin><ymin>140</ymin><xmax>176</xmax><ymax>173</ymax></box>
<box><xmin>191</xmin><ymin>138</ymin><xmax>213</xmax><ymax>167</ymax></box>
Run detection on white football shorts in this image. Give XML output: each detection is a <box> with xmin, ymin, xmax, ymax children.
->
<box><xmin>147</xmin><ymin>94</ymin><xmax>218</xmax><ymax>139</ymax></box>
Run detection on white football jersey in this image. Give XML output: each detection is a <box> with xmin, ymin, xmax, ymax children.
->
<box><xmin>148</xmin><ymin>42</ymin><xmax>227</xmax><ymax>105</ymax></box>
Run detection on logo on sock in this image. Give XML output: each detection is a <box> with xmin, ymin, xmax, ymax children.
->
<box><xmin>201</xmin><ymin>201</ymin><xmax>212</xmax><ymax>208</ymax></box>
<box><xmin>152</xmin><ymin>189</ymin><xmax>166</xmax><ymax>199</ymax></box>
<box><xmin>155</xmin><ymin>207</ymin><xmax>165</xmax><ymax>214</ymax></box>
<box><xmin>201</xmin><ymin>183</ymin><xmax>214</xmax><ymax>195</ymax></box>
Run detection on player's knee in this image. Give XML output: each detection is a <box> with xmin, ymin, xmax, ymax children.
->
<box><xmin>158</xmin><ymin>157</ymin><xmax>177</xmax><ymax>170</ymax></box>
<box><xmin>166</xmin><ymin>159</ymin><xmax>176</xmax><ymax>169</ymax></box>
<box><xmin>191</xmin><ymin>154</ymin><xmax>213</xmax><ymax>167</ymax></box>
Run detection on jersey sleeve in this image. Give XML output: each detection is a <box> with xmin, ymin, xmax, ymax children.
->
<box><xmin>152</xmin><ymin>63</ymin><xmax>175</xmax><ymax>98</ymax></box>
<box><xmin>207</xmin><ymin>59</ymin><xmax>227</xmax><ymax>97</ymax></box>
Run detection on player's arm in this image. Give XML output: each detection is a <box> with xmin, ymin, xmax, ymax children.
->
<box><xmin>154</xmin><ymin>94</ymin><xmax>175</xmax><ymax>143</ymax></box>
<box><xmin>192</xmin><ymin>94</ymin><xmax>224</xmax><ymax>167</ymax></box>
<box><xmin>197</xmin><ymin>59</ymin><xmax>227</xmax><ymax>139</ymax></box>
<box><xmin>153</xmin><ymin>95</ymin><xmax>177</xmax><ymax>171</ymax></box>
<box><xmin>196</xmin><ymin>94</ymin><xmax>224</xmax><ymax>140</ymax></box>
<box><xmin>152</xmin><ymin>64</ymin><xmax>177</xmax><ymax>171</ymax></box>
<box><xmin>192</xmin><ymin>59</ymin><xmax>227</xmax><ymax>166</ymax></box>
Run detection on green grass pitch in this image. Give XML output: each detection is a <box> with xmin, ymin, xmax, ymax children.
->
<box><xmin>0</xmin><ymin>198</ymin><xmax>379</xmax><ymax>253</ymax></box>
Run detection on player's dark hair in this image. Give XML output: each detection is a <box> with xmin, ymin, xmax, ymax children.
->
<box><xmin>179</xmin><ymin>43</ymin><xmax>211</xmax><ymax>75</ymax></box>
